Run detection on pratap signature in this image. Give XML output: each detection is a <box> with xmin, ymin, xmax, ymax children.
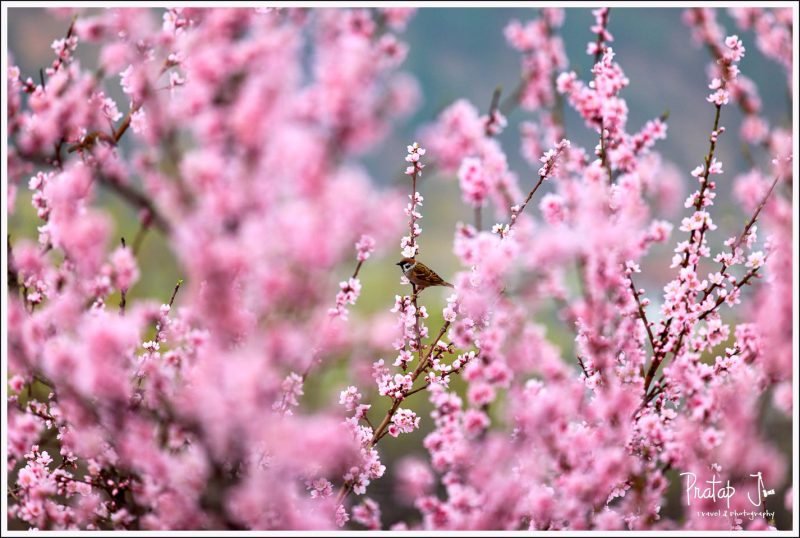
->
<box><xmin>680</xmin><ymin>469</ymin><xmax>775</xmax><ymax>509</ymax></box>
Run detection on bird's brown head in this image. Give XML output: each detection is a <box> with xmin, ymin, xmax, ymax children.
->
<box><xmin>396</xmin><ymin>257</ymin><xmax>416</xmax><ymax>272</ymax></box>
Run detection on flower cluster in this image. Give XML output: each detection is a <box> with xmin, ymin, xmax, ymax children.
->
<box><xmin>388</xmin><ymin>408</ymin><xmax>421</xmax><ymax>437</ymax></box>
<box><xmin>556</xmin><ymin>27</ymin><xmax>667</xmax><ymax>178</ymax></box>
<box><xmin>729</xmin><ymin>7</ymin><xmax>792</xmax><ymax>87</ymax></box>
<box><xmin>504</xmin><ymin>8</ymin><xmax>567</xmax><ymax>112</ymax></box>
<box><xmin>404</xmin><ymin>141</ymin><xmax>426</xmax><ymax>177</ymax></box>
<box><xmin>587</xmin><ymin>7</ymin><xmax>613</xmax><ymax>57</ymax></box>
<box><xmin>505</xmin><ymin>138</ymin><xmax>570</xmax><ymax>234</ymax></box>
<box><xmin>329</xmin><ymin>278</ymin><xmax>363</xmax><ymax>320</ymax></box>
<box><xmin>422</xmin><ymin>100</ymin><xmax>522</xmax><ymax>226</ymax></box>
<box><xmin>401</xmin><ymin>143</ymin><xmax>426</xmax><ymax>257</ymax></box>
<box><xmin>457</xmin><ymin>157</ymin><xmax>489</xmax><ymax>209</ymax></box>
<box><xmin>330</xmin><ymin>235</ymin><xmax>376</xmax><ymax>319</ymax></box>
<box><xmin>355</xmin><ymin>234</ymin><xmax>376</xmax><ymax>262</ymax></box>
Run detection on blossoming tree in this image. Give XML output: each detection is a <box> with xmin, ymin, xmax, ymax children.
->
<box><xmin>5</xmin><ymin>6</ymin><xmax>794</xmax><ymax>531</ymax></box>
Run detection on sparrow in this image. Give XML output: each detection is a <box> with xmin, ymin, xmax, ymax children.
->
<box><xmin>396</xmin><ymin>257</ymin><xmax>454</xmax><ymax>291</ymax></box>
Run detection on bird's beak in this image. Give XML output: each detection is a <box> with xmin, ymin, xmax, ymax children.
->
<box><xmin>395</xmin><ymin>261</ymin><xmax>403</xmax><ymax>266</ymax></box>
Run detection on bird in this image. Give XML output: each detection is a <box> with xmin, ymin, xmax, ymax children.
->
<box><xmin>396</xmin><ymin>257</ymin><xmax>454</xmax><ymax>291</ymax></box>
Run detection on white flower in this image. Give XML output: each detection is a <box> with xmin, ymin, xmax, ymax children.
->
<box><xmin>745</xmin><ymin>251</ymin><xmax>765</xmax><ymax>269</ymax></box>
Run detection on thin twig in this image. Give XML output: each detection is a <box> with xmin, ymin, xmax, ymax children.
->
<box><xmin>732</xmin><ymin>175</ymin><xmax>780</xmax><ymax>252</ymax></box>
<box><xmin>351</xmin><ymin>260</ymin><xmax>365</xmax><ymax>280</ymax></box>
<box><xmin>119</xmin><ymin>237</ymin><xmax>128</xmax><ymax>315</ymax></box>
<box><xmin>409</xmin><ymin>166</ymin><xmax>423</xmax><ymax>366</ymax></box>
<box><xmin>687</xmin><ymin>102</ymin><xmax>723</xmax><ymax>273</ymax></box>
<box><xmin>168</xmin><ymin>279</ymin><xmax>183</xmax><ymax>307</ymax></box>
<box><xmin>499</xmin><ymin>78</ymin><xmax>526</xmax><ymax>116</ymax></box>
<box><xmin>485</xmin><ymin>86</ymin><xmax>503</xmax><ymax>136</ymax></box>
<box><xmin>577</xmin><ymin>356</ymin><xmax>590</xmax><ymax>377</ymax></box>
<box><xmin>7</xmin><ymin>235</ymin><xmax>21</xmax><ymax>297</ymax></box>
<box><xmin>131</xmin><ymin>222</ymin><xmax>149</xmax><ymax>256</ymax></box>
<box><xmin>475</xmin><ymin>86</ymin><xmax>504</xmax><ymax>230</ymax></box>
<box><xmin>626</xmin><ymin>273</ymin><xmax>656</xmax><ymax>354</ymax></box>
<box><xmin>411</xmin><ymin>286</ymin><xmax>422</xmax><ymax>366</ymax></box>
<box><xmin>97</xmin><ymin>173</ymin><xmax>170</xmax><ymax>234</ymax></box>
<box><xmin>593</xmin><ymin>8</ymin><xmax>611</xmax><ymax>65</ymax></box>
<box><xmin>47</xmin><ymin>15</ymin><xmax>78</xmax><ymax>80</ymax></box>
<box><xmin>599</xmin><ymin>117</ymin><xmax>613</xmax><ymax>184</ymax></box>
<box><xmin>700</xmin><ymin>174</ymin><xmax>780</xmax><ymax>302</ymax></box>
<box><xmin>591</xmin><ymin>9</ymin><xmax>613</xmax><ymax>184</ymax></box>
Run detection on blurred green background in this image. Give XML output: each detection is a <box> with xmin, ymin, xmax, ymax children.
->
<box><xmin>7</xmin><ymin>7</ymin><xmax>792</xmax><ymax>529</ymax></box>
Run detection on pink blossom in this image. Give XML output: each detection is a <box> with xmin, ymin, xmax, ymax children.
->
<box><xmin>130</xmin><ymin>108</ymin><xmax>148</xmax><ymax>134</ymax></box>
<box><xmin>352</xmin><ymin>497</ymin><xmax>381</xmax><ymax>529</ymax></box>
<box><xmin>335</xmin><ymin>505</ymin><xmax>349</xmax><ymax>527</ymax></box>
<box><xmin>355</xmin><ymin>235</ymin><xmax>376</xmax><ymax>262</ymax></box>
<box><xmin>404</xmin><ymin>141</ymin><xmax>426</xmax><ymax>176</ymax></box>
<box><xmin>457</xmin><ymin>157</ymin><xmax>489</xmax><ymax>208</ymax></box>
<box><xmin>537</xmin><ymin>138</ymin><xmax>570</xmax><ymax>177</ymax></box>
<box><xmin>463</xmin><ymin>409</ymin><xmax>490</xmax><ymax>437</ymax></box>
<box><xmin>388</xmin><ymin>408</ymin><xmax>420</xmax><ymax>437</ymax></box>
<box><xmin>539</xmin><ymin>193</ymin><xmax>567</xmax><ymax>225</ymax></box>
<box><xmin>467</xmin><ymin>382</ymin><xmax>496</xmax><ymax>406</ymax></box>
<box><xmin>339</xmin><ymin>386</ymin><xmax>362</xmax><ymax>412</ymax></box>
<box><xmin>307</xmin><ymin>478</ymin><xmax>333</xmax><ymax>499</ymax></box>
<box><xmin>109</xmin><ymin>245</ymin><xmax>139</xmax><ymax>291</ymax></box>
<box><xmin>380</xmin><ymin>8</ymin><xmax>416</xmax><ymax>32</ymax></box>
<box><xmin>276</xmin><ymin>372</ymin><xmax>305</xmax><ymax>411</ymax></box>
<box><xmin>724</xmin><ymin>34</ymin><xmax>745</xmax><ymax>61</ymax></box>
<box><xmin>329</xmin><ymin>277</ymin><xmax>362</xmax><ymax>320</ymax></box>
<box><xmin>745</xmin><ymin>251</ymin><xmax>765</xmax><ymax>269</ymax></box>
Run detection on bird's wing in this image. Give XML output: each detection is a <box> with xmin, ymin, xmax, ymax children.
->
<box><xmin>414</xmin><ymin>264</ymin><xmax>448</xmax><ymax>286</ymax></box>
